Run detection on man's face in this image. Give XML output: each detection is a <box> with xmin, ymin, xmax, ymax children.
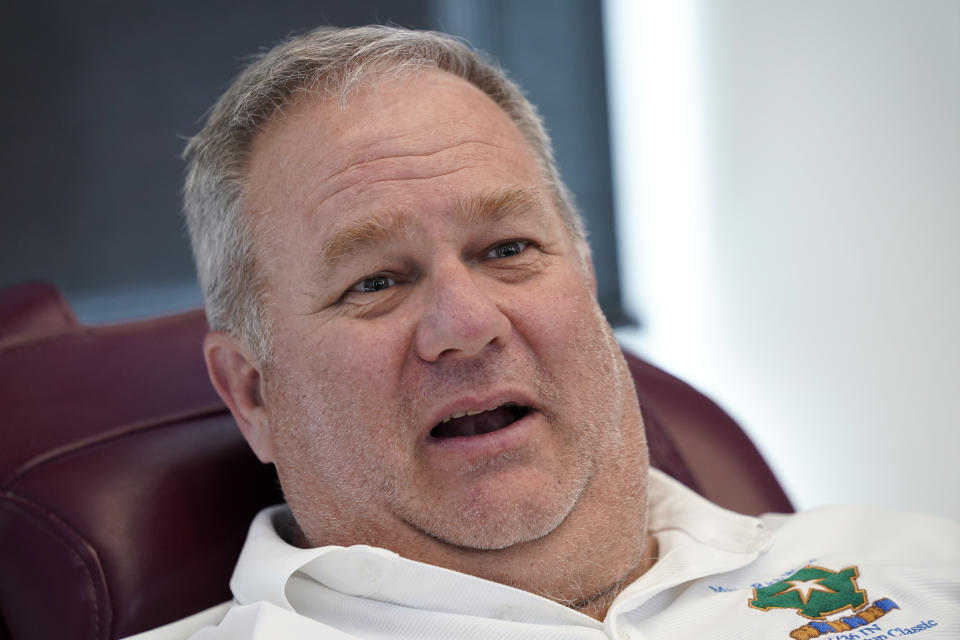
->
<box><xmin>243</xmin><ymin>70</ymin><xmax>648</xmax><ymax>568</ymax></box>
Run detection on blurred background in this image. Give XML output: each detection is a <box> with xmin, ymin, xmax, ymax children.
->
<box><xmin>2</xmin><ymin>0</ymin><xmax>957</xmax><ymax>520</ymax></box>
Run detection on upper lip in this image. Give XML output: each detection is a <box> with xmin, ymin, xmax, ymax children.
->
<box><xmin>423</xmin><ymin>389</ymin><xmax>539</xmax><ymax>438</ymax></box>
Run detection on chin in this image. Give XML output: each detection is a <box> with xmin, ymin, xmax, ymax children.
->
<box><xmin>409</xmin><ymin>472</ymin><xmax>586</xmax><ymax>552</ymax></box>
<box><xmin>429</xmin><ymin>512</ymin><xmax>569</xmax><ymax>552</ymax></box>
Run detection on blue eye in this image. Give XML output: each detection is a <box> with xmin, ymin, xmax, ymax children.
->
<box><xmin>352</xmin><ymin>275</ymin><xmax>396</xmax><ymax>293</ymax></box>
<box><xmin>488</xmin><ymin>240</ymin><xmax>528</xmax><ymax>259</ymax></box>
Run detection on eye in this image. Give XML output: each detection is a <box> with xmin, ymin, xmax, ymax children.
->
<box><xmin>349</xmin><ymin>274</ymin><xmax>397</xmax><ymax>294</ymax></box>
<box><xmin>486</xmin><ymin>240</ymin><xmax>529</xmax><ymax>259</ymax></box>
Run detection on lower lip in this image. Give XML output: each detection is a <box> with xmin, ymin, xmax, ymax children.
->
<box><xmin>424</xmin><ymin>410</ymin><xmax>539</xmax><ymax>457</ymax></box>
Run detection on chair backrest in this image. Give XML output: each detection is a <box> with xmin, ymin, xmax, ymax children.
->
<box><xmin>0</xmin><ymin>281</ymin><xmax>791</xmax><ymax>640</ymax></box>
<box><xmin>0</xmin><ymin>280</ymin><xmax>78</xmax><ymax>347</ymax></box>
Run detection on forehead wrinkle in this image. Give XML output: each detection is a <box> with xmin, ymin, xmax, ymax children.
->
<box><xmin>351</xmin><ymin>166</ymin><xmax>477</xmax><ymax>200</ymax></box>
<box><xmin>308</xmin><ymin>139</ymin><xmax>501</xmax><ymax>214</ymax></box>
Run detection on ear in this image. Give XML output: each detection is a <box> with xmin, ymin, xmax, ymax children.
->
<box><xmin>203</xmin><ymin>331</ymin><xmax>275</xmax><ymax>463</ymax></box>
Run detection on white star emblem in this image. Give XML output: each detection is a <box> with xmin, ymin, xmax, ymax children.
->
<box><xmin>771</xmin><ymin>578</ymin><xmax>837</xmax><ymax>604</ymax></box>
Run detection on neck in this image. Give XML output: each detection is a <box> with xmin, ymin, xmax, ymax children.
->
<box><xmin>565</xmin><ymin>532</ymin><xmax>658</xmax><ymax>620</ymax></box>
<box><xmin>427</xmin><ymin>472</ymin><xmax>655</xmax><ymax>622</ymax></box>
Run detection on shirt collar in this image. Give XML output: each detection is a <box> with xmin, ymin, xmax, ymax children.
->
<box><xmin>230</xmin><ymin>468</ymin><xmax>771</xmax><ymax>624</ymax></box>
<box><xmin>606</xmin><ymin>469</ymin><xmax>772</xmax><ymax>618</ymax></box>
<box><xmin>229</xmin><ymin>506</ymin><xmax>337</xmax><ymax>609</ymax></box>
<box><xmin>646</xmin><ymin>468</ymin><xmax>772</xmax><ymax>554</ymax></box>
<box><xmin>230</xmin><ymin>506</ymin><xmax>599</xmax><ymax>627</ymax></box>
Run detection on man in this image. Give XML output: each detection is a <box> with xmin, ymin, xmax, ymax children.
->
<box><xmin>153</xmin><ymin>25</ymin><xmax>956</xmax><ymax>640</ymax></box>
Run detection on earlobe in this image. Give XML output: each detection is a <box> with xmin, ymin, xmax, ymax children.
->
<box><xmin>203</xmin><ymin>331</ymin><xmax>275</xmax><ymax>463</ymax></box>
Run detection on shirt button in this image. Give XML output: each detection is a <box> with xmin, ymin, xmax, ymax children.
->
<box><xmin>357</xmin><ymin>557</ymin><xmax>383</xmax><ymax>583</ymax></box>
<box><xmin>618</xmin><ymin>630</ymin><xmax>631</xmax><ymax>640</ymax></box>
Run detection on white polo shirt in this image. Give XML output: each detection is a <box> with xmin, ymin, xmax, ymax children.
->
<box><xmin>132</xmin><ymin>470</ymin><xmax>959</xmax><ymax>639</ymax></box>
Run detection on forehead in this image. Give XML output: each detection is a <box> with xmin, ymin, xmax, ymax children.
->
<box><xmin>243</xmin><ymin>69</ymin><xmax>548</xmax><ymax>240</ymax></box>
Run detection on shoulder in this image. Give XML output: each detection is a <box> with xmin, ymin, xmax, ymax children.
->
<box><xmin>760</xmin><ymin>504</ymin><xmax>959</xmax><ymax>567</ymax></box>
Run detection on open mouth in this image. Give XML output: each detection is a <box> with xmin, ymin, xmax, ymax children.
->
<box><xmin>430</xmin><ymin>404</ymin><xmax>531</xmax><ymax>439</ymax></box>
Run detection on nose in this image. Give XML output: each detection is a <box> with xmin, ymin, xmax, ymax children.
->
<box><xmin>414</xmin><ymin>260</ymin><xmax>512</xmax><ymax>362</ymax></box>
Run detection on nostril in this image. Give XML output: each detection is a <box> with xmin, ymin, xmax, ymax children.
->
<box><xmin>415</xmin><ymin>292</ymin><xmax>512</xmax><ymax>362</ymax></box>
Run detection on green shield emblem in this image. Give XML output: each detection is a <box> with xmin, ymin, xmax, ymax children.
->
<box><xmin>749</xmin><ymin>565</ymin><xmax>867</xmax><ymax>619</ymax></box>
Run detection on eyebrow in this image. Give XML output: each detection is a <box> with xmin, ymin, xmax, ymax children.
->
<box><xmin>455</xmin><ymin>185</ymin><xmax>541</xmax><ymax>226</ymax></box>
<box><xmin>317</xmin><ymin>186</ymin><xmax>542</xmax><ymax>269</ymax></box>
<box><xmin>319</xmin><ymin>211</ymin><xmax>414</xmax><ymax>268</ymax></box>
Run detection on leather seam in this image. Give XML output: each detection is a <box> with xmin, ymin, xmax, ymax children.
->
<box><xmin>0</xmin><ymin>493</ymin><xmax>109</xmax><ymax>639</ymax></box>
<box><xmin>7</xmin><ymin>403</ymin><xmax>229</xmax><ymax>489</ymax></box>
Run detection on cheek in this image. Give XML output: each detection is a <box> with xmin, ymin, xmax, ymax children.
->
<box><xmin>266</xmin><ymin>317</ymin><xmax>417</xmax><ymax>457</ymax></box>
<box><xmin>280</xmin><ymin>317</ymin><xmax>411</xmax><ymax>396</ymax></box>
<box><xmin>512</xmin><ymin>274</ymin><xmax>627</xmax><ymax>428</ymax></box>
<box><xmin>512</xmin><ymin>273</ymin><xmax>606</xmax><ymax>361</ymax></box>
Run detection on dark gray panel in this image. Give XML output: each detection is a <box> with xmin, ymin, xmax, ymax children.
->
<box><xmin>1</xmin><ymin>1</ymin><xmax>431</xmax><ymax>318</ymax></box>
<box><xmin>2</xmin><ymin>0</ymin><xmax>630</xmax><ymax>325</ymax></box>
<box><xmin>431</xmin><ymin>0</ymin><xmax>632</xmax><ymax>325</ymax></box>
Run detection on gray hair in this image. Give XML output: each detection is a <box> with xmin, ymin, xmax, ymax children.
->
<box><xmin>183</xmin><ymin>25</ymin><xmax>585</xmax><ymax>362</ymax></box>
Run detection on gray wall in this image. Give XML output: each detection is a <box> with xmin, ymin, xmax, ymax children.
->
<box><xmin>608</xmin><ymin>0</ymin><xmax>960</xmax><ymax>520</ymax></box>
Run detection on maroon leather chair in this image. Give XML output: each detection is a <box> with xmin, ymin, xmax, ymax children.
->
<box><xmin>0</xmin><ymin>281</ymin><xmax>791</xmax><ymax>640</ymax></box>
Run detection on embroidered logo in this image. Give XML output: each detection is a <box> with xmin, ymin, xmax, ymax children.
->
<box><xmin>750</xmin><ymin>565</ymin><xmax>866</xmax><ymax>619</ymax></box>
<box><xmin>748</xmin><ymin>565</ymin><xmax>900</xmax><ymax>639</ymax></box>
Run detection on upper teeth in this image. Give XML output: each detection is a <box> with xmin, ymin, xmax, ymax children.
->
<box><xmin>440</xmin><ymin>406</ymin><xmax>500</xmax><ymax>424</ymax></box>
